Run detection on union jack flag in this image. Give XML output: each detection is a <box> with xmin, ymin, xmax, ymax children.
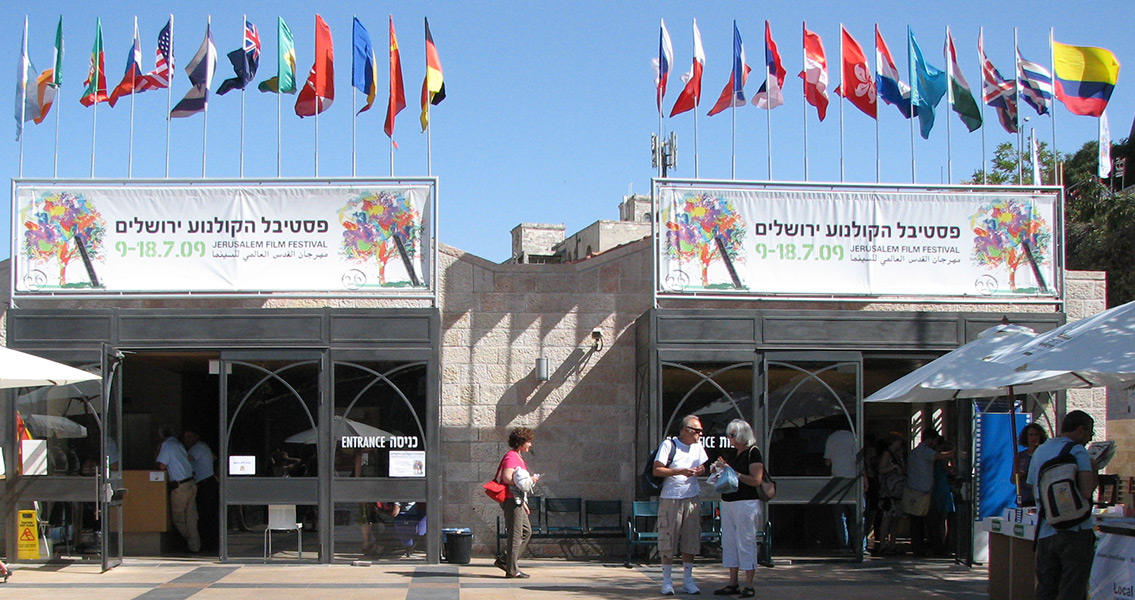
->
<box><xmin>138</xmin><ymin>19</ymin><xmax>172</xmax><ymax>91</ymax></box>
<box><xmin>979</xmin><ymin>30</ymin><xmax>1018</xmax><ymax>134</ymax></box>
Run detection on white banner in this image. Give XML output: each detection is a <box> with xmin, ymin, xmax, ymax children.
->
<box><xmin>13</xmin><ymin>183</ymin><xmax>433</xmax><ymax>294</ymax></box>
<box><xmin>1090</xmin><ymin>528</ymin><xmax>1135</xmax><ymax>600</ymax></box>
<box><xmin>657</xmin><ymin>186</ymin><xmax>1059</xmax><ymax>299</ymax></box>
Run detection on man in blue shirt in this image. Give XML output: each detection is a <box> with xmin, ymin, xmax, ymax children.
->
<box><xmin>157</xmin><ymin>425</ymin><xmax>201</xmax><ymax>553</ymax></box>
<box><xmin>1026</xmin><ymin>410</ymin><xmax>1099</xmax><ymax>600</ymax></box>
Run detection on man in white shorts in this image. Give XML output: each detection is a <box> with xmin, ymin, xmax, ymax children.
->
<box><xmin>654</xmin><ymin>415</ymin><xmax>709</xmax><ymax>595</ymax></box>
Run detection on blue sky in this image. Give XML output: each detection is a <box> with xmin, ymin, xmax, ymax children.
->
<box><xmin>3</xmin><ymin>1</ymin><xmax>1132</xmax><ymax>264</ymax></box>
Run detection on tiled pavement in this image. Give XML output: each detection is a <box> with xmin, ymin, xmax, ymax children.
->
<box><xmin>2</xmin><ymin>556</ymin><xmax>988</xmax><ymax>599</ymax></box>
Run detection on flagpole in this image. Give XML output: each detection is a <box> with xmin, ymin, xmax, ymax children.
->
<box><xmin>239</xmin><ymin>15</ymin><xmax>246</xmax><ymax>178</ymax></box>
<box><xmin>945</xmin><ymin>27</ymin><xmax>953</xmax><ymax>184</ymax></box>
<box><xmin>979</xmin><ymin>28</ymin><xmax>987</xmax><ymax>184</ymax></box>
<box><xmin>907</xmin><ymin>26</ymin><xmax>916</xmax><ymax>183</ymax></box>
<box><xmin>1048</xmin><ymin>27</ymin><xmax>1057</xmax><ymax>184</ymax></box>
<box><xmin>730</xmin><ymin>87</ymin><xmax>737</xmax><ymax>180</ymax></box>
<box><xmin>352</xmin><ymin>14</ymin><xmax>358</xmax><ymax>177</ymax></box>
<box><xmin>18</xmin><ymin>16</ymin><xmax>28</xmax><ymax>178</ymax></box>
<box><xmin>765</xmin><ymin>40</ymin><xmax>773</xmax><ymax>180</ymax></box>
<box><xmin>839</xmin><ymin>24</ymin><xmax>845</xmax><ymax>182</ymax></box>
<box><xmin>315</xmin><ymin>99</ymin><xmax>320</xmax><ymax>176</ymax></box>
<box><xmin>802</xmin><ymin>22</ymin><xmax>809</xmax><ymax>181</ymax></box>
<box><xmin>128</xmin><ymin>16</ymin><xmax>137</xmax><ymax>178</ymax></box>
<box><xmin>202</xmin><ymin>16</ymin><xmax>210</xmax><ymax>178</ymax></box>
<box><xmin>874</xmin><ymin>25</ymin><xmax>880</xmax><ymax>183</ymax></box>
<box><xmin>165</xmin><ymin>14</ymin><xmax>173</xmax><ymax>178</ymax></box>
<box><xmin>52</xmin><ymin>16</ymin><xmax>62</xmax><ymax>178</ymax></box>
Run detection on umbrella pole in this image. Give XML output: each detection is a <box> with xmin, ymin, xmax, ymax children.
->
<box><xmin>1008</xmin><ymin>386</ymin><xmax>1021</xmax><ymax>506</ymax></box>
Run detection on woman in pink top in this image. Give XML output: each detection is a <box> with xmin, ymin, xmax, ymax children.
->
<box><xmin>493</xmin><ymin>427</ymin><xmax>540</xmax><ymax>578</ymax></box>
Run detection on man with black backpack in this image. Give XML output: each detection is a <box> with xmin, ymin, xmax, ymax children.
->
<box><xmin>1026</xmin><ymin>410</ymin><xmax>1099</xmax><ymax>600</ymax></box>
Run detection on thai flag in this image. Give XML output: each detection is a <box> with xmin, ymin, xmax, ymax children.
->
<box><xmin>1017</xmin><ymin>47</ymin><xmax>1052</xmax><ymax>116</ymax></box>
<box><xmin>874</xmin><ymin>25</ymin><xmax>912</xmax><ymax>118</ymax></box>
<box><xmin>653</xmin><ymin>19</ymin><xmax>673</xmax><ymax>116</ymax></box>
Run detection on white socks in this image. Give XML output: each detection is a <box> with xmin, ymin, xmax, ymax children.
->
<box><xmin>661</xmin><ymin>564</ymin><xmax>674</xmax><ymax>595</ymax></box>
<box><xmin>683</xmin><ymin>563</ymin><xmax>699</xmax><ymax>594</ymax></box>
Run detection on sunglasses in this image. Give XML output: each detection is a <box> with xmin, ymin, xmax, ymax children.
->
<box><xmin>685</xmin><ymin>426</ymin><xmax>703</xmax><ymax>434</ymax></box>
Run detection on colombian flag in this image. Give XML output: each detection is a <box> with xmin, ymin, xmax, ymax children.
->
<box><xmin>1053</xmin><ymin>42</ymin><xmax>1120</xmax><ymax>117</ymax></box>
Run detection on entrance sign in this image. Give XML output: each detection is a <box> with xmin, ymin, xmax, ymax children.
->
<box><xmin>12</xmin><ymin>180</ymin><xmax>436</xmax><ymax>295</ymax></box>
<box><xmin>655</xmin><ymin>183</ymin><xmax>1061</xmax><ymax>299</ymax></box>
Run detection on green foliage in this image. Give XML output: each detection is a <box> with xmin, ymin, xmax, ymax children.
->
<box><xmin>964</xmin><ymin>141</ymin><xmax>1057</xmax><ymax>185</ymax></box>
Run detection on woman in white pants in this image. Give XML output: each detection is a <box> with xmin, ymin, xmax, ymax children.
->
<box><xmin>712</xmin><ymin>419</ymin><xmax>765</xmax><ymax>598</ymax></box>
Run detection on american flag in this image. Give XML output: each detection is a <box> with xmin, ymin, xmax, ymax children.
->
<box><xmin>138</xmin><ymin>19</ymin><xmax>172</xmax><ymax>91</ymax></box>
<box><xmin>979</xmin><ymin>31</ymin><xmax>1018</xmax><ymax>134</ymax></box>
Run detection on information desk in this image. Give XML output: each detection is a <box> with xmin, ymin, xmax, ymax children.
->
<box><xmin>981</xmin><ymin>517</ymin><xmax>1037</xmax><ymax>600</ymax></box>
<box><xmin>1090</xmin><ymin>516</ymin><xmax>1135</xmax><ymax>600</ymax></box>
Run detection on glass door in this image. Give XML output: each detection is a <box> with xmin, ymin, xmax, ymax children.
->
<box><xmin>762</xmin><ymin>351</ymin><xmax>862</xmax><ymax>558</ymax></box>
<box><xmin>100</xmin><ymin>346</ymin><xmax>125</xmax><ymax>571</ymax></box>
<box><xmin>219</xmin><ymin>351</ymin><xmax>323</xmax><ymax>562</ymax></box>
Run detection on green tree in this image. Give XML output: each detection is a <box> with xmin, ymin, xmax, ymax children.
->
<box><xmin>964</xmin><ymin>141</ymin><xmax>1057</xmax><ymax>185</ymax></box>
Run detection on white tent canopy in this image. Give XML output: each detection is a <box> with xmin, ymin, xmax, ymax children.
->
<box><xmin>0</xmin><ymin>347</ymin><xmax>101</xmax><ymax>390</ymax></box>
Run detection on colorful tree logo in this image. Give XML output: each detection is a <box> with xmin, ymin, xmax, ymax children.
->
<box><xmin>21</xmin><ymin>191</ymin><xmax>106</xmax><ymax>287</ymax></box>
<box><xmin>338</xmin><ymin>191</ymin><xmax>423</xmax><ymax>286</ymax></box>
<box><xmin>664</xmin><ymin>192</ymin><xmax>746</xmax><ymax>288</ymax></box>
<box><xmin>970</xmin><ymin>199</ymin><xmax>1052</xmax><ymax>291</ymax></box>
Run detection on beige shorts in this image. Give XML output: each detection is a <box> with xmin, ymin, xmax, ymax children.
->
<box><xmin>657</xmin><ymin>497</ymin><xmax>702</xmax><ymax>557</ymax></box>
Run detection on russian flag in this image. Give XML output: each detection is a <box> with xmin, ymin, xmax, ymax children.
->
<box><xmin>654</xmin><ymin>19</ymin><xmax>673</xmax><ymax>115</ymax></box>
<box><xmin>1053</xmin><ymin>41</ymin><xmax>1120</xmax><ymax>117</ymax></box>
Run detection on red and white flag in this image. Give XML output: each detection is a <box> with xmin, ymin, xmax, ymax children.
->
<box><xmin>835</xmin><ymin>26</ymin><xmax>875</xmax><ymax>118</ymax></box>
<box><xmin>669</xmin><ymin>19</ymin><xmax>704</xmax><ymax>117</ymax></box>
<box><xmin>138</xmin><ymin>18</ymin><xmax>173</xmax><ymax>91</ymax></box>
<box><xmin>799</xmin><ymin>24</ymin><xmax>829</xmax><ymax>121</ymax></box>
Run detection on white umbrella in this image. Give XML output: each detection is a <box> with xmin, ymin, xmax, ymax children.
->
<box><xmin>0</xmin><ymin>347</ymin><xmax>102</xmax><ymax>389</ymax></box>
<box><xmin>16</xmin><ymin>380</ymin><xmax>103</xmax><ymax>415</ymax></box>
<box><xmin>988</xmin><ymin>300</ymin><xmax>1135</xmax><ymax>388</ymax></box>
<box><xmin>284</xmin><ymin>416</ymin><xmax>394</xmax><ymax>445</ymax></box>
<box><xmin>864</xmin><ymin>325</ymin><xmax>1083</xmax><ymax>403</ymax></box>
<box><xmin>23</xmin><ymin>413</ymin><xmax>89</xmax><ymax>438</ymax></box>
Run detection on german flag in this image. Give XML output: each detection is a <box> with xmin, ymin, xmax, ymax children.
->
<box><xmin>420</xmin><ymin>18</ymin><xmax>445</xmax><ymax>131</ymax></box>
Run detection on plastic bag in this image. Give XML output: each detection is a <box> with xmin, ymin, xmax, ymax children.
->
<box><xmin>713</xmin><ymin>464</ymin><xmax>739</xmax><ymax>494</ymax></box>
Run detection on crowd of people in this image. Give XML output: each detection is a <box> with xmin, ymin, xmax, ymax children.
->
<box><xmin>491</xmin><ymin>411</ymin><xmax>1100</xmax><ymax>599</ymax></box>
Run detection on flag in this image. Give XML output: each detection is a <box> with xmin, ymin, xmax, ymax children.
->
<box><xmin>835</xmin><ymin>26</ymin><xmax>876</xmax><ymax>118</ymax></box>
<box><xmin>170</xmin><ymin>23</ymin><xmax>217</xmax><ymax>118</ymax></box>
<box><xmin>753</xmin><ymin>21</ymin><xmax>786</xmax><ymax>109</ymax></box>
<box><xmin>908</xmin><ymin>28</ymin><xmax>947</xmax><ymax>139</ymax></box>
<box><xmin>296</xmin><ymin>15</ymin><xmax>334</xmax><ymax>118</ymax></box>
<box><xmin>875</xmin><ymin>25</ymin><xmax>912</xmax><ymax>118</ymax></box>
<box><xmin>669</xmin><ymin>19</ymin><xmax>704</xmax><ymax>117</ymax></box>
<box><xmin>1099</xmin><ymin>110</ymin><xmax>1112</xmax><ymax>178</ymax></box>
<box><xmin>799</xmin><ymin>24</ymin><xmax>829</xmax><ymax>121</ymax></box>
<box><xmin>51</xmin><ymin>16</ymin><xmax>63</xmax><ymax>88</ymax></box>
<box><xmin>1052</xmin><ymin>41</ymin><xmax>1120</xmax><ymax>117</ymax></box>
<box><xmin>137</xmin><ymin>18</ymin><xmax>172</xmax><ymax>91</ymax></box>
<box><xmin>979</xmin><ymin>29</ymin><xmax>1018</xmax><ymax>134</ymax></box>
<box><xmin>217</xmin><ymin>20</ymin><xmax>260</xmax><ymax>95</ymax></box>
<box><xmin>419</xmin><ymin>18</ymin><xmax>445</xmax><ymax>130</ymax></box>
<box><xmin>1017</xmin><ymin>47</ymin><xmax>1052</xmax><ymax>116</ymax></box>
<box><xmin>945</xmin><ymin>28</ymin><xmax>981</xmax><ymax>132</ymax></box>
<box><xmin>32</xmin><ymin>68</ymin><xmax>57</xmax><ymax>125</ymax></box>
<box><xmin>653</xmin><ymin>19</ymin><xmax>674</xmax><ymax>115</ymax></box>
<box><xmin>15</xmin><ymin>20</ymin><xmax>36</xmax><ymax>140</ymax></box>
<box><xmin>107</xmin><ymin>21</ymin><xmax>143</xmax><ymax>107</ymax></box>
<box><xmin>258</xmin><ymin>17</ymin><xmax>295</xmax><ymax>94</ymax></box>
<box><xmin>708</xmin><ymin>21</ymin><xmax>751</xmax><ymax>116</ymax></box>
<box><xmin>79</xmin><ymin>18</ymin><xmax>108</xmax><ymax>107</ymax></box>
<box><xmin>385</xmin><ymin>15</ymin><xmax>406</xmax><ymax>140</ymax></box>
<box><xmin>352</xmin><ymin>17</ymin><xmax>378</xmax><ymax>114</ymax></box>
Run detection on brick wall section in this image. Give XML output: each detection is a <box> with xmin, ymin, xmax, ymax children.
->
<box><xmin>436</xmin><ymin>242</ymin><xmax>653</xmax><ymax>554</ymax></box>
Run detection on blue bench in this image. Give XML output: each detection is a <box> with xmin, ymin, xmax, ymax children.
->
<box><xmin>495</xmin><ymin>497</ymin><xmax>625</xmax><ymax>556</ymax></box>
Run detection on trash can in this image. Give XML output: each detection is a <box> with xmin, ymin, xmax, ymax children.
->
<box><xmin>441</xmin><ymin>527</ymin><xmax>472</xmax><ymax>564</ymax></box>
